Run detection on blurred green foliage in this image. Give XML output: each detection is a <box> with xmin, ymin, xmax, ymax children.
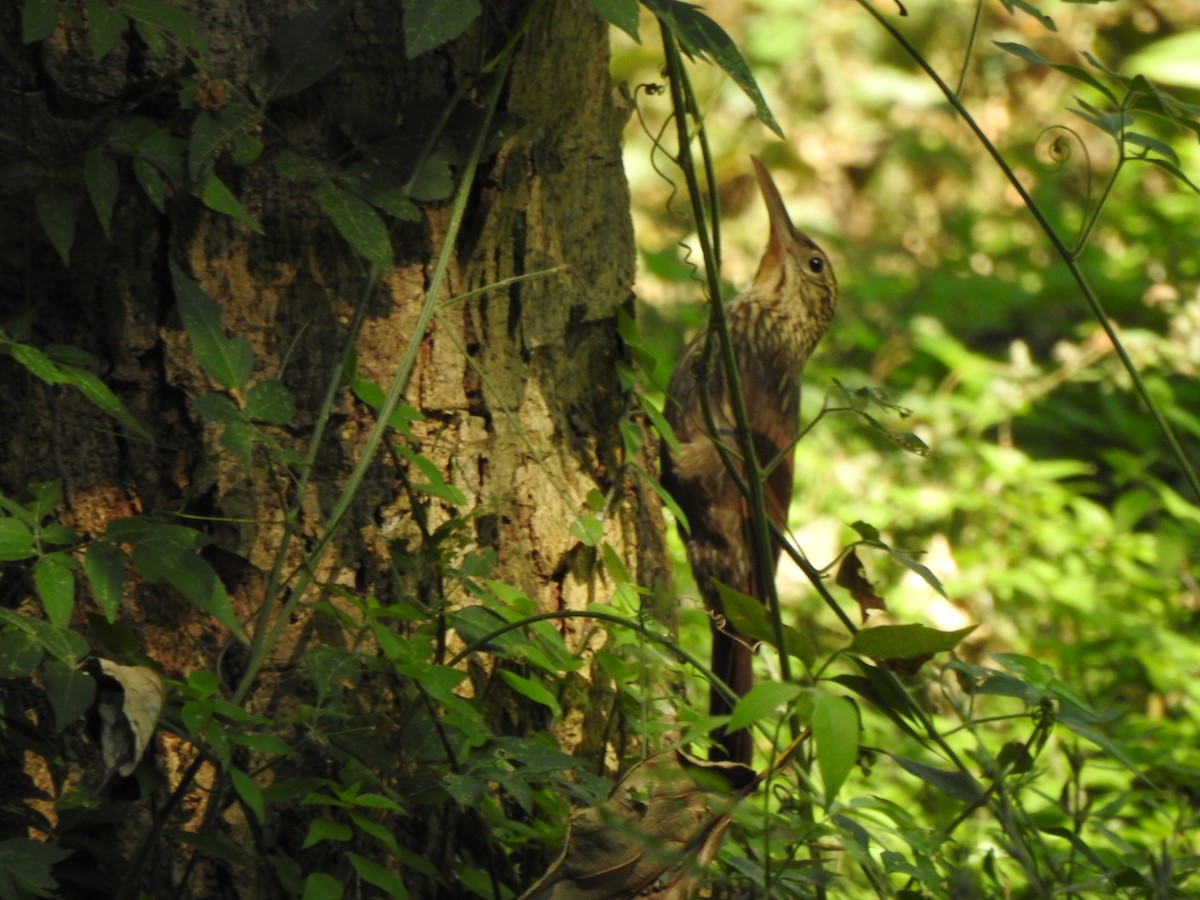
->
<box><xmin>618</xmin><ymin>0</ymin><xmax>1200</xmax><ymax>893</ymax></box>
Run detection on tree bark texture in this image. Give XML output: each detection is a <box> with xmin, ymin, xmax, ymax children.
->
<box><xmin>1</xmin><ymin>0</ymin><xmax>668</xmax><ymax>894</ymax></box>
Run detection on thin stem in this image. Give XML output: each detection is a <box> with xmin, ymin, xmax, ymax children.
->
<box><xmin>855</xmin><ymin>0</ymin><xmax>1199</xmax><ymax>504</ymax></box>
<box><xmin>659</xmin><ymin>19</ymin><xmax>794</xmax><ymax>693</ymax></box>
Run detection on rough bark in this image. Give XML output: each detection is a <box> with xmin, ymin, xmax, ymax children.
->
<box><xmin>0</xmin><ymin>0</ymin><xmax>668</xmax><ymax>894</ymax></box>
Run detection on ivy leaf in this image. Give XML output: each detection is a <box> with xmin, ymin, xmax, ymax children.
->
<box><xmin>643</xmin><ymin>0</ymin><xmax>782</xmax><ymax>138</ymax></box>
<box><xmin>171</xmin><ymin>261</ymin><xmax>254</xmax><ymax>391</ymax></box>
<box><xmin>312</xmin><ymin>182</ymin><xmax>393</xmax><ymax>269</ymax></box>
<box><xmin>259</xmin><ymin>0</ymin><xmax>349</xmax><ymax>100</ymax></box>
<box><xmin>588</xmin><ymin>0</ymin><xmax>640</xmax><ymax>42</ymax></box>
<box><xmin>35</xmin><ymin>183</ymin><xmax>76</xmax><ymax>265</ymax></box>
<box><xmin>84</xmin><ymin>149</ymin><xmax>119</xmax><ymax>236</ymax></box>
<box><xmin>813</xmin><ymin>692</ymin><xmax>859</xmax><ymax>806</ymax></box>
<box><xmin>402</xmin><ymin>0</ymin><xmax>481</xmax><ymax>59</ymax></box>
<box><xmin>43</xmin><ymin>659</ymin><xmax>97</xmax><ymax>731</ymax></box>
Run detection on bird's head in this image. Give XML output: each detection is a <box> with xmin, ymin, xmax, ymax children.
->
<box><xmin>749</xmin><ymin>155</ymin><xmax>838</xmax><ymax>350</ymax></box>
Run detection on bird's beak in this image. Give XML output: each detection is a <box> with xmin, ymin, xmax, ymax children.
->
<box><xmin>750</xmin><ymin>156</ymin><xmax>815</xmax><ymax>289</ymax></box>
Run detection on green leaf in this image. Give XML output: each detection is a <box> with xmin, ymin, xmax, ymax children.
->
<box><xmin>369</xmin><ymin>189</ymin><xmax>420</xmax><ymax>222</ymax></box>
<box><xmin>230</xmin><ymin>768</ymin><xmax>265</xmax><ymax>822</ymax></box>
<box><xmin>22</xmin><ymin>0</ymin><xmax>58</xmax><ymax>43</ymax></box>
<box><xmin>348</xmin><ymin>852</ymin><xmax>411</xmax><ymax>899</ymax></box>
<box><xmin>274</xmin><ymin>150</ymin><xmax>326</xmax><ymax>183</ymax></box>
<box><xmin>639</xmin><ymin>393</ymin><xmax>677</xmax><ymax>454</ymax></box>
<box><xmin>813</xmin><ymin>693</ymin><xmax>859</xmax><ymax>806</ymax></box>
<box><xmin>171</xmin><ymin>261</ymin><xmax>255</xmax><ymax>391</ymax></box>
<box><xmin>259</xmin><ymin>1</ymin><xmax>349</xmax><ymax>100</ymax></box>
<box><xmin>194</xmin><ymin>391</ymin><xmax>242</xmax><ymax>424</ymax></box>
<box><xmin>35</xmin><ymin>552</ymin><xmax>76</xmax><ymax>628</ymax></box>
<box><xmin>0</xmin><ymin>518</ymin><xmax>35</xmax><ymax>561</ymax></box>
<box><xmin>35</xmin><ymin>183</ymin><xmax>76</xmax><ymax>265</ymax></box>
<box><xmin>0</xmin><ymin>608</ymin><xmax>88</xmax><ymax>663</ymax></box>
<box><xmin>727</xmin><ymin>681</ymin><xmax>802</xmax><ymax>733</ymax></box>
<box><xmin>301</xmin><ymin>872</ymin><xmax>344</xmax><ymax>900</ymax></box>
<box><xmin>569</xmin><ymin>514</ymin><xmax>604</xmax><ymax>547</ymax></box>
<box><xmin>115</xmin><ymin>0</ymin><xmax>208</xmax><ymax>53</ymax></box>
<box><xmin>86</xmin><ymin>0</ymin><xmax>128</xmax><ymax>60</ymax></box>
<box><xmin>302</xmin><ymin>817</ymin><xmax>352</xmax><ymax>849</ymax></box>
<box><xmin>1069</xmin><ymin>98</ymin><xmax>1130</xmax><ymax>139</ymax></box>
<box><xmin>887</xmin><ymin>546</ymin><xmax>946</xmax><ymax>597</ymax></box>
<box><xmin>305</xmin><ymin>644</ymin><xmax>359</xmax><ymax>704</ymax></box>
<box><xmin>84</xmin><ymin>149</ymin><xmax>119</xmax><ymax>236</ymax></box>
<box><xmin>993</xmin><ymin>42</ymin><xmax>1118</xmax><ymax>103</ymax></box>
<box><xmin>0</xmin><ymin>629</ymin><xmax>43</xmax><ymax>678</ymax></box>
<box><xmin>43</xmin><ymin>659</ymin><xmax>97</xmax><ymax>731</ymax></box>
<box><xmin>402</xmin><ymin>0</ymin><xmax>481</xmax><ymax>59</ymax></box>
<box><xmin>133</xmin><ymin>157</ymin><xmax>167</xmax><ymax>212</ymax></box>
<box><xmin>0</xmin><ymin>837</ymin><xmax>72</xmax><ymax>896</ymax></box>
<box><xmin>395</xmin><ymin>444</ymin><xmax>467</xmax><ymax>506</ymax></box>
<box><xmin>130</xmin><ymin>537</ymin><xmax>246</xmax><ymax>642</ymax></box>
<box><xmin>197</xmin><ymin>172</ymin><xmax>263</xmax><ymax>233</ymax></box>
<box><xmin>848</xmin><ymin>624</ymin><xmax>976</xmax><ymax>660</ymax></box>
<box><xmin>227</xmin><ymin>731</ymin><xmax>295</xmax><ymax>756</ymax></box>
<box><xmin>588</xmin><ymin>0</ymin><xmax>639</xmax><ymax>41</ymax></box>
<box><xmin>58</xmin><ymin>364</ymin><xmax>150</xmax><ymax>439</ymax></box>
<box><xmin>84</xmin><ymin>541</ymin><xmax>126</xmax><ymax>623</ymax></box>
<box><xmin>351</xmin><ymin>378</ymin><xmax>423</xmax><ymax>437</ymax></box>
<box><xmin>245</xmin><ymin>379</ymin><xmax>296</xmax><ymax>424</ymax></box>
<box><xmin>997</xmin><ymin>0</ymin><xmax>1055</xmax><ymax>32</ymax></box>
<box><xmin>643</xmin><ymin>0</ymin><xmax>782</xmax><ymax>138</ymax></box>
<box><xmin>499</xmin><ymin>669</ymin><xmax>562</xmax><ymax>717</ymax></box>
<box><xmin>312</xmin><ymin>182</ymin><xmax>393</xmax><ymax>268</ymax></box>
<box><xmin>1136</xmin><ymin>156</ymin><xmax>1200</xmax><ymax>195</ymax></box>
<box><xmin>1124</xmin><ymin>130</ymin><xmax>1180</xmax><ymax>164</ymax></box>
<box><xmin>713</xmin><ymin>581</ymin><xmax>817</xmax><ymax>668</ymax></box>
<box><xmin>188</xmin><ymin>111</ymin><xmax>224</xmax><ymax>180</ymax></box>
<box><xmin>889</xmin><ymin>753</ymin><xmax>983</xmax><ymax>803</ymax></box>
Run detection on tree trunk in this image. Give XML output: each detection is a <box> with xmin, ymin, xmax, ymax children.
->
<box><xmin>0</xmin><ymin>0</ymin><xmax>667</xmax><ymax>895</ymax></box>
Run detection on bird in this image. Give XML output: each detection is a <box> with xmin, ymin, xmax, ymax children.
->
<box><xmin>661</xmin><ymin>156</ymin><xmax>838</xmax><ymax>764</ymax></box>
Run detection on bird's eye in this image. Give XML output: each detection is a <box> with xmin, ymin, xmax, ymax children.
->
<box><xmin>808</xmin><ymin>256</ymin><xmax>824</xmax><ymax>274</ymax></box>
